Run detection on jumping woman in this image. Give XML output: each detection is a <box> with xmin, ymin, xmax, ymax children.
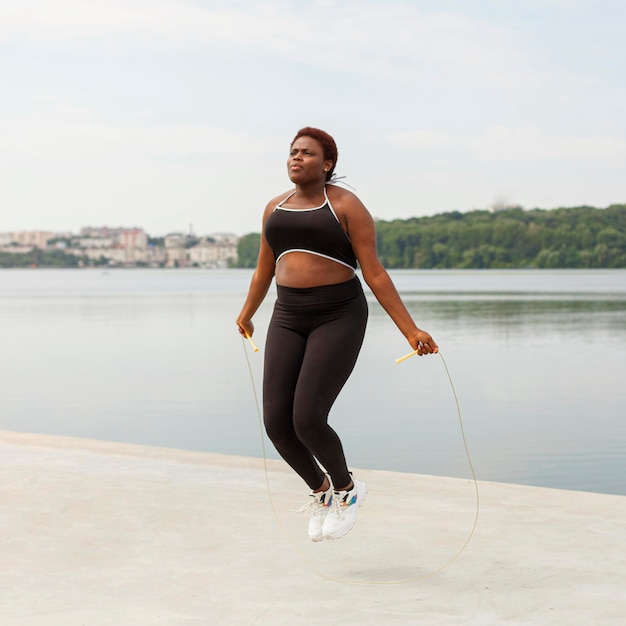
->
<box><xmin>236</xmin><ymin>127</ymin><xmax>438</xmax><ymax>542</ymax></box>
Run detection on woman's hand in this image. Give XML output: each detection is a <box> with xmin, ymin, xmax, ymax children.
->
<box><xmin>236</xmin><ymin>318</ymin><xmax>254</xmax><ymax>339</ymax></box>
<box><xmin>408</xmin><ymin>329</ymin><xmax>438</xmax><ymax>356</ymax></box>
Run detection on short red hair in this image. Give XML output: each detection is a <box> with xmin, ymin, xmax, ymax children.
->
<box><xmin>291</xmin><ymin>127</ymin><xmax>338</xmax><ymax>181</ymax></box>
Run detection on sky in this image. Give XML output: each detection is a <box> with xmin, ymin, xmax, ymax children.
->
<box><xmin>1</xmin><ymin>0</ymin><xmax>625</xmax><ymax>237</ymax></box>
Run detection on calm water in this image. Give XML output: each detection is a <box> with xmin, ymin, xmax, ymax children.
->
<box><xmin>1</xmin><ymin>268</ymin><xmax>625</xmax><ymax>496</ymax></box>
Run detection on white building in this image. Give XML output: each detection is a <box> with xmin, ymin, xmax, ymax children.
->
<box><xmin>165</xmin><ymin>247</ymin><xmax>188</xmax><ymax>268</ymax></box>
<box><xmin>187</xmin><ymin>239</ymin><xmax>238</xmax><ymax>268</ymax></box>
<box><xmin>75</xmin><ymin>237</ymin><xmax>116</xmax><ymax>249</ymax></box>
<box><xmin>0</xmin><ymin>231</ymin><xmax>67</xmax><ymax>249</ymax></box>
<box><xmin>0</xmin><ymin>244</ymin><xmax>33</xmax><ymax>254</ymax></box>
<box><xmin>209</xmin><ymin>232</ymin><xmax>239</xmax><ymax>245</ymax></box>
<box><xmin>164</xmin><ymin>233</ymin><xmax>188</xmax><ymax>249</ymax></box>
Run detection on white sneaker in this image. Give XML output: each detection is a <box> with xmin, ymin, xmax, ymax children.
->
<box><xmin>297</xmin><ymin>487</ymin><xmax>333</xmax><ymax>542</ymax></box>
<box><xmin>322</xmin><ymin>478</ymin><xmax>367</xmax><ymax>541</ymax></box>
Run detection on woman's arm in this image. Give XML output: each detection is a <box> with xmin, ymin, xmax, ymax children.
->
<box><xmin>341</xmin><ymin>192</ymin><xmax>438</xmax><ymax>355</ymax></box>
<box><xmin>235</xmin><ymin>202</ymin><xmax>277</xmax><ymax>338</ymax></box>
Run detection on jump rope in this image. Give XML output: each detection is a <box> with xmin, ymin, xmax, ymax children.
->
<box><xmin>241</xmin><ymin>333</ymin><xmax>479</xmax><ymax>586</ymax></box>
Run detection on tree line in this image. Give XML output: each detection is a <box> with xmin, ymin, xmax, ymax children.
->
<box><xmin>236</xmin><ymin>204</ymin><xmax>626</xmax><ymax>269</ymax></box>
<box><xmin>0</xmin><ymin>248</ymin><xmax>85</xmax><ymax>268</ymax></box>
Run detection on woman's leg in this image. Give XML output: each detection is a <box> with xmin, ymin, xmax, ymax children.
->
<box><xmin>263</xmin><ymin>312</ymin><xmax>327</xmax><ymax>490</ymax></box>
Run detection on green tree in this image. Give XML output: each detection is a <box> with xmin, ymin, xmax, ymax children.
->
<box><xmin>236</xmin><ymin>233</ymin><xmax>261</xmax><ymax>268</ymax></box>
<box><xmin>0</xmin><ymin>249</ymin><xmax>86</xmax><ymax>268</ymax></box>
<box><xmin>371</xmin><ymin>204</ymin><xmax>626</xmax><ymax>269</ymax></box>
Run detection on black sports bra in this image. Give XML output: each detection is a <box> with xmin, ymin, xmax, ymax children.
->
<box><xmin>264</xmin><ymin>187</ymin><xmax>357</xmax><ymax>270</ymax></box>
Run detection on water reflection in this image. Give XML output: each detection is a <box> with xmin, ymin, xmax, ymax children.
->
<box><xmin>400</xmin><ymin>298</ymin><xmax>626</xmax><ymax>337</ymax></box>
<box><xmin>0</xmin><ymin>269</ymin><xmax>624</xmax><ymax>496</ymax></box>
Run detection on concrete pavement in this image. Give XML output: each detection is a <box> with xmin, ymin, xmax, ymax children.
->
<box><xmin>1</xmin><ymin>429</ymin><xmax>625</xmax><ymax>625</ymax></box>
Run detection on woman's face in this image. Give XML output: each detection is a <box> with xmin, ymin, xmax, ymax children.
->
<box><xmin>287</xmin><ymin>136</ymin><xmax>332</xmax><ymax>184</ymax></box>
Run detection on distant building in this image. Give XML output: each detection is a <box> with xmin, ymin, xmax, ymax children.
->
<box><xmin>75</xmin><ymin>237</ymin><xmax>116</xmax><ymax>249</ymax></box>
<box><xmin>70</xmin><ymin>244</ymin><xmax>166</xmax><ymax>267</ymax></box>
<box><xmin>164</xmin><ymin>233</ymin><xmax>188</xmax><ymax>249</ymax></box>
<box><xmin>79</xmin><ymin>226</ymin><xmax>148</xmax><ymax>249</ymax></box>
<box><xmin>60</xmin><ymin>226</ymin><xmax>151</xmax><ymax>266</ymax></box>
<box><xmin>209</xmin><ymin>232</ymin><xmax>239</xmax><ymax>245</ymax></box>
<box><xmin>187</xmin><ymin>239</ymin><xmax>238</xmax><ymax>268</ymax></box>
<box><xmin>117</xmin><ymin>228</ymin><xmax>148</xmax><ymax>249</ymax></box>
<box><xmin>0</xmin><ymin>244</ymin><xmax>33</xmax><ymax>254</ymax></box>
<box><xmin>165</xmin><ymin>247</ymin><xmax>188</xmax><ymax>268</ymax></box>
<box><xmin>80</xmin><ymin>226</ymin><xmax>118</xmax><ymax>238</ymax></box>
<box><xmin>0</xmin><ymin>226</ymin><xmax>238</xmax><ymax>269</ymax></box>
<box><xmin>0</xmin><ymin>230</ymin><xmax>66</xmax><ymax>249</ymax></box>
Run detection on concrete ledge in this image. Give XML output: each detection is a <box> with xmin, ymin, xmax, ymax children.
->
<box><xmin>1</xmin><ymin>430</ymin><xmax>625</xmax><ymax>625</ymax></box>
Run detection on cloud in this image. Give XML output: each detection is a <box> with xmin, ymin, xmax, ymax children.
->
<box><xmin>0</xmin><ymin>107</ymin><xmax>286</xmax><ymax>235</ymax></box>
<box><xmin>0</xmin><ymin>0</ymin><xmax>532</xmax><ymax>85</ymax></box>
<box><xmin>389</xmin><ymin>125</ymin><xmax>626</xmax><ymax>162</ymax></box>
<box><xmin>389</xmin><ymin>130</ymin><xmax>458</xmax><ymax>150</ymax></box>
<box><xmin>0</xmin><ymin>108</ymin><xmax>282</xmax><ymax>162</ymax></box>
<box><xmin>4</xmin><ymin>1</ymin><xmax>305</xmax><ymax>48</ymax></box>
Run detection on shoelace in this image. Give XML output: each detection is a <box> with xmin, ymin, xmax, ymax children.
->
<box><xmin>295</xmin><ymin>492</ymin><xmax>329</xmax><ymax>517</ymax></box>
<box><xmin>328</xmin><ymin>490</ymin><xmax>351</xmax><ymax>520</ymax></box>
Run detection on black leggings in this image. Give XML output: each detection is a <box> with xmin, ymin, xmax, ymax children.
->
<box><xmin>263</xmin><ymin>277</ymin><xmax>368</xmax><ymax>490</ymax></box>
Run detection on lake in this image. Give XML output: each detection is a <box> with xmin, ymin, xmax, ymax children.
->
<box><xmin>1</xmin><ymin>268</ymin><xmax>624</xmax><ymax>496</ymax></box>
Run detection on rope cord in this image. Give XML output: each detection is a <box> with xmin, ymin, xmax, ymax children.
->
<box><xmin>241</xmin><ymin>338</ymin><xmax>479</xmax><ymax>585</ymax></box>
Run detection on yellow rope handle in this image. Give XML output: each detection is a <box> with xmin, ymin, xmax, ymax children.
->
<box><xmin>244</xmin><ymin>332</ymin><xmax>259</xmax><ymax>352</ymax></box>
<box><xmin>395</xmin><ymin>349</ymin><xmax>419</xmax><ymax>364</ymax></box>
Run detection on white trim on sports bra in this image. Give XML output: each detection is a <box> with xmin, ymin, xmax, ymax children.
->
<box><xmin>275</xmin><ymin>186</ymin><xmax>344</xmax><ymax>226</ymax></box>
<box><xmin>275</xmin><ymin>249</ymin><xmax>356</xmax><ymax>271</ymax></box>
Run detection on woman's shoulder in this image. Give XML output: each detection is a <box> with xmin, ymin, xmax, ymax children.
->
<box><xmin>326</xmin><ymin>183</ymin><xmax>366</xmax><ymax>212</ymax></box>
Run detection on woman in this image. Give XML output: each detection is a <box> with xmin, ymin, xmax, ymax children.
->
<box><xmin>236</xmin><ymin>127</ymin><xmax>438</xmax><ymax>542</ymax></box>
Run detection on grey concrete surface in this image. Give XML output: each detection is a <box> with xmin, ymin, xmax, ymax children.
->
<box><xmin>1</xmin><ymin>429</ymin><xmax>625</xmax><ymax>625</ymax></box>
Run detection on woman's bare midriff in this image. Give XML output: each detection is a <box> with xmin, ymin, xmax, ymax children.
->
<box><xmin>275</xmin><ymin>252</ymin><xmax>355</xmax><ymax>288</ymax></box>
